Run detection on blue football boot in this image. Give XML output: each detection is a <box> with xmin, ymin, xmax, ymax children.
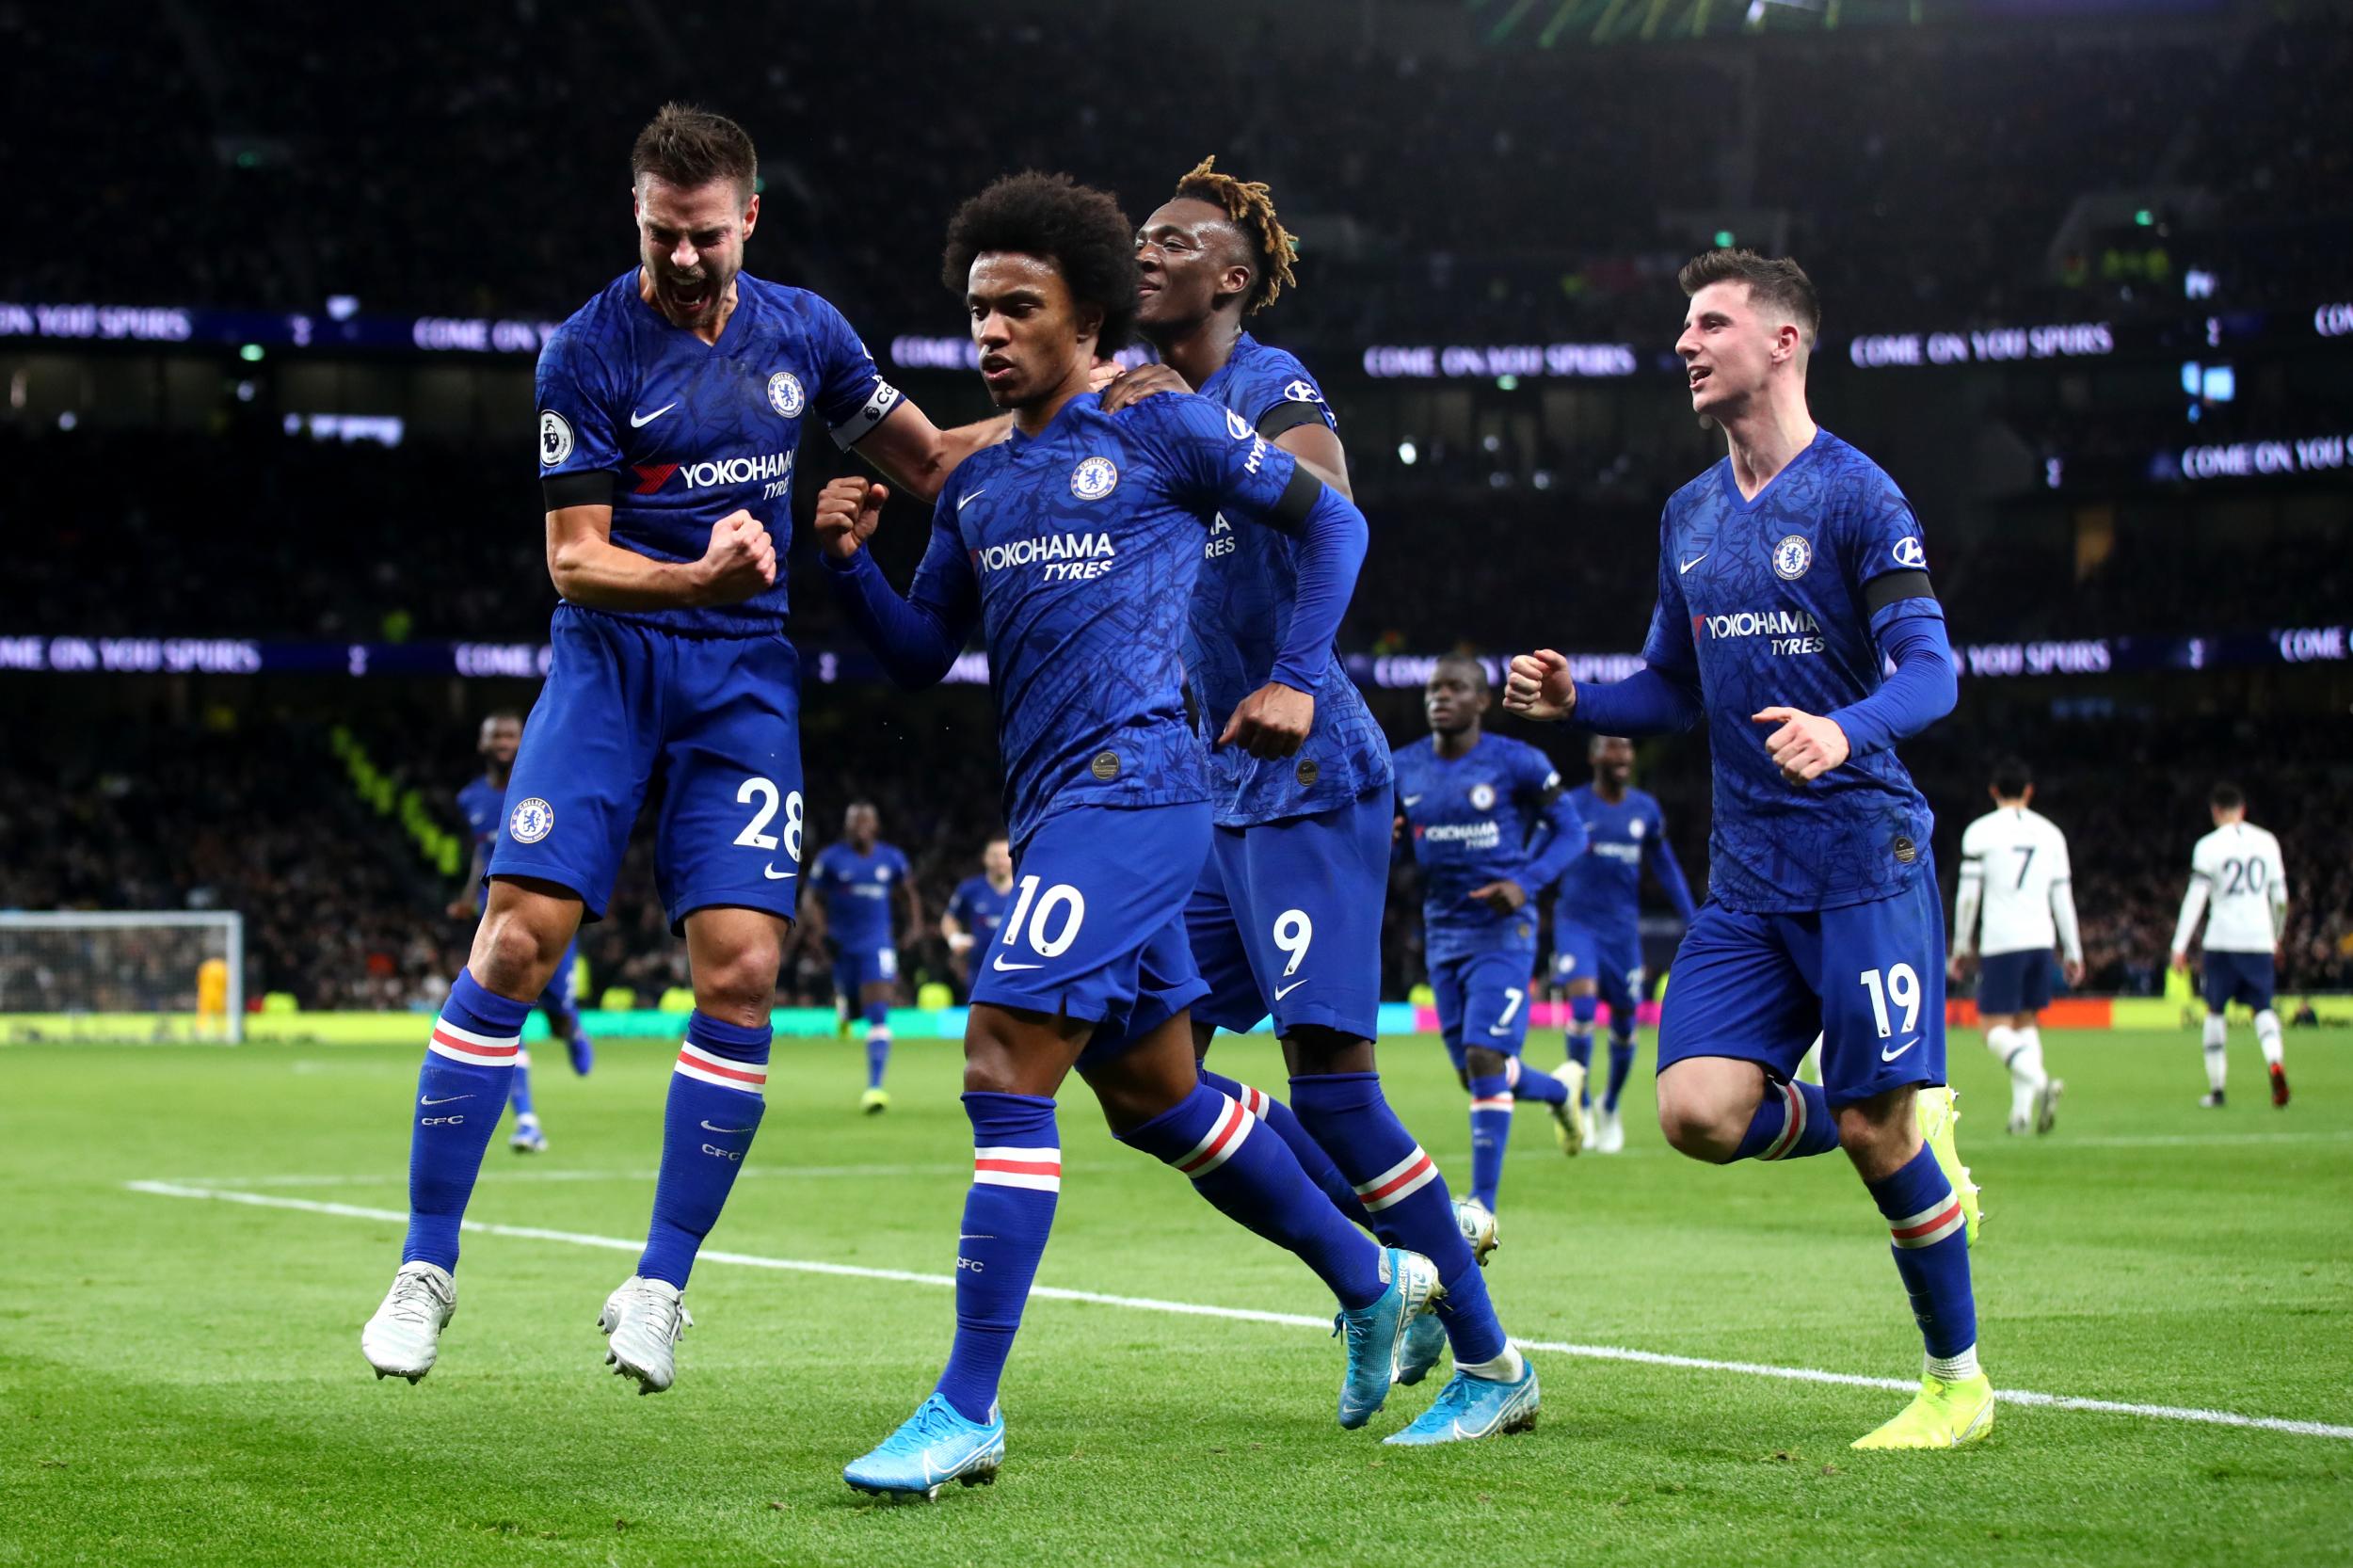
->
<box><xmin>567</xmin><ymin>1028</ymin><xmax>595</xmax><ymax>1077</ymax></box>
<box><xmin>1397</xmin><ymin>1304</ymin><xmax>1449</xmax><ymax>1387</ymax></box>
<box><xmin>1385</xmin><ymin>1358</ymin><xmax>1540</xmax><ymax>1446</ymax></box>
<box><xmin>1333</xmin><ymin>1246</ymin><xmax>1444</xmax><ymax>1430</ymax></box>
<box><xmin>843</xmin><ymin>1393</ymin><xmax>1006</xmax><ymax>1501</ymax></box>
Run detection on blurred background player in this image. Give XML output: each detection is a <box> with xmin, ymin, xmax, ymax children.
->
<box><xmin>818</xmin><ymin>171</ymin><xmax>1451</xmax><ymax>1495</ymax></box>
<box><xmin>1552</xmin><ymin>734</ymin><xmax>1697</xmax><ymax>1154</ymax></box>
<box><xmin>941</xmin><ymin>838</ymin><xmax>1016</xmax><ymax>1000</ymax></box>
<box><xmin>451</xmin><ymin>712</ymin><xmax>596</xmax><ymax>1156</ymax></box>
<box><xmin>1393</xmin><ymin>656</ymin><xmax>1586</xmax><ymax>1236</ymax></box>
<box><xmin>807</xmin><ymin>802</ymin><xmax>920</xmax><ymax>1112</ymax></box>
<box><xmin>1507</xmin><ymin>250</ymin><xmax>1985</xmax><ymax>1450</ymax></box>
<box><xmin>2169</xmin><ymin>783</ymin><xmax>2291</xmax><ymax>1109</ymax></box>
<box><xmin>1947</xmin><ymin>757</ymin><xmax>2079</xmax><ymax>1135</ymax></box>
<box><xmin>363</xmin><ymin>103</ymin><xmax>1013</xmax><ymax>1395</ymax></box>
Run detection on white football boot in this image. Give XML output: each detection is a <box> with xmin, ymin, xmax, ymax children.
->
<box><xmin>362</xmin><ymin>1261</ymin><xmax>456</xmax><ymax>1383</ymax></box>
<box><xmin>600</xmin><ymin>1274</ymin><xmax>694</xmax><ymax>1394</ymax></box>
<box><xmin>1592</xmin><ymin>1102</ymin><xmax>1626</xmax><ymax>1154</ymax></box>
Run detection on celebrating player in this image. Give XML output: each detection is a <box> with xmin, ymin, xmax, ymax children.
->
<box><xmin>808</xmin><ymin>802</ymin><xmax>919</xmax><ymax>1112</ymax></box>
<box><xmin>941</xmin><ymin>838</ymin><xmax>1016</xmax><ymax>999</ymax></box>
<box><xmin>2169</xmin><ymin>783</ymin><xmax>2291</xmax><ymax>1108</ymax></box>
<box><xmin>363</xmin><ymin>104</ymin><xmax>1014</xmax><ymax>1393</ymax></box>
<box><xmin>1505</xmin><ymin>250</ymin><xmax>1987</xmax><ymax>1449</ymax></box>
<box><xmin>816</xmin><ymin>171</ymin><xmax>1443</xmax><ymax>1498</ymax></box>
<box><xmin>449</xmin><ymin>712</ymin><xmax>596</xmax><ymax>1155</ymax></box>
<box><xmin>1553</xmin><ymin>735</ymin><xmax>1697</xmax><ymax>1154</ymax></box>
<box><xmin>1947</xmin><ymin>757</ymin><xmax>2079</xmax><ymax>1134</ymax></box>
<box><xmin>1394</xmin><ymin>656</ymin><xmax>1587</xmax><ymax>1231</ymax></box>
<box><xmin>1096</xmin><ymin>162</ymin><xmax>1540</xmax><ymax>1434</ymax></box>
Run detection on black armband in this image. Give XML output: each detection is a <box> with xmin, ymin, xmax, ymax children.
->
<box><xmin>1273</xmin><ymin>465</ymin><xmax>1323</xmax><ymax>527</ymax></box>
<box><xmin>1864</xmin><ymin>568</ymin><xmax>1936</xmax><ymax>615</ymax></box>
<box><xmin>1256</xmin><ymin>401</ymin><xmax>1329</xmax><ymax>440</ymax></box>
<box><xmin>542</xmin><ymin>471</ymin><xmax>616</xmax><ymax>511</ymax></box>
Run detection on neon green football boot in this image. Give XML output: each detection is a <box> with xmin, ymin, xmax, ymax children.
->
<box><xmin>1914</xmin><ymin>1085</ymin><xmax>1981</xmax><ymax>1245</ymax></box>
<box><xmin>1852</xmin><ymin>1373</ymin><xmax>1995</xmax><ymax>1449</ymax></box>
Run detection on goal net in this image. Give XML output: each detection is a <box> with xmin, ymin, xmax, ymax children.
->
<box><xmin>0</xmin><ymin>912</ymin><xmax>246</xmax><ymax>1044</ymax></box>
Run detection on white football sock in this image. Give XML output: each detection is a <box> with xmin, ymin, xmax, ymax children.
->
<box><xmin>1458</xmin><ymin>1344</ymin><xmax>1527</xmax><ymax>1384</ymax></box>
<box><xmin>2017</xmin><ymin>1025</ymin><xmax>2048</xmax><ymax>1087</ymax></box>
<box><xmin>2254</xmin><ymin>1010</ymin><xmax>2283</xmax><ymax>1068</ymax></box>
<box><xmin>2202</xmin><ymin>1013</ymin><xmax>2229</xmax><ymax>1092</ymax></box>
<box><xmin>1985</xmin><ymin>1025</ymin><xmax>2029</xmax><ymax>1124</ymax></box>
<box><xmin>1925</xmin><ymin>1345</ymin><xmax>1982</xmax><ymax>1383</ymax></box>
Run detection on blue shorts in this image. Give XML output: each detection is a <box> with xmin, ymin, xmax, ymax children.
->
<box><xmin>1187</xmin><ymin>791</ymin><xmax>1389</xmax><ymax>1041</ymax></box>
<box><xmin>1977</xmin><ymin>949</ymin><xmax>2053</xmax><ymax>1016</ymax></box>
<box><xmin>833</xmin><ymin>945</ymin><xmax>899</xmax><ymax>1000</ymax></box>
<box><xmin>1433</xmin><ymin>944</ymin><xmax>1540</xmax><ymax>1069</ymax></box>
<box><xmin>1553</xmin><ymin>921</ymin><xmax>1645</xmax><ymax>1022</ymax></box>
<box><xmin>536</xmin><ymin>937</ymin><xmax>584</xmax><ymax>1018</ymax></box>
<box><xmin>2201</xmin><ymin>950</ymin><xmax>2275</xmax><ymax>1014</ymax></box>
<box><xmin>490</xmin><ymin>606</ymin><xmax>805</xmax><ymax>930</ymax></box>
<box><xmin>1658</xmin><ymin>859</ymin><xmax>1946</xmax><ymax>1109</ymax></box>
<box><xmin>973</xmin><ymin>802</ymin><xmax>1212</xmax><ymax>1064</ymax></box>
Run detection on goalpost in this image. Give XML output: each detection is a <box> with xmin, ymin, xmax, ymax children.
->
<box><xmin>0</xmin><ymin>912</ymin><xmax>246</xmax><ymax>1044</ymax></box>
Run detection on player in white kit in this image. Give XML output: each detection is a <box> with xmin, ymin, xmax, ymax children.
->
<box><xmin>2169</xmin><ymin>783</ymin><xmax>2291</xmax><ymax>1109</ymax></box>
<box><xmin>1947</xmin><ymin>759</ymin><xmax>2080</xmax><ymax>1135</ymax></box>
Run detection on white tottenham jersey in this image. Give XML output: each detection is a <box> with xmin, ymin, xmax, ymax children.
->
<box><xmin>2171</xmin><ymin>820</ymin><xmax>2288</xmax><ymax>956</ymax></box>
<box><xmin>1955</xmin><ymin>807</ymin><xmax>2077</xmax><ymax>958</ymax></box>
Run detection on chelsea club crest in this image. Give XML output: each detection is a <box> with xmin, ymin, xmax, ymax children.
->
<box><xmin>1071</xmin><ymin>456</ymin><xmax>1120</xmax><ymax>500</ymax></box>
<box><xmin>508</xmin><ymin>796</ymin><xmax>555</xmax><ymax>844</ymax></box>
<box><xmin>767</xmin><ymin>372</ymin><xmax>806</xmax><ymax>418</ymax></box>
<box><xmin>1468</xmin><ymin>782</ymin><xmax>1497</xmax><ymax>811</ymax></box>
<box><xmin>1771</xmin><ymin>534</ymin><xmax>1814</xmax><ymax>581</ymax></box>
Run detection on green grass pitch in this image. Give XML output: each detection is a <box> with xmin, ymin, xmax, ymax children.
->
<box><xmin>3</xmin><ymin>1026</ymin><xmax>2348</xmax><ymax>1566</ymax></box>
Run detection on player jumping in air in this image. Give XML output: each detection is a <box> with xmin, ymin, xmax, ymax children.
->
<box><xmin>816</xmin><ymin>172</ymin><xmax>1444</xmax><ymax>1499</ymax></box>
<box><xmin>1553</xmin><ymin>735</ymin><xmax>1697</xmax><ymax>1155</ymax></box>
<box><xmin>1506</xmin><ymin>250</ymin><xmax>1988</xmax><ymax>1449</ymax></box>
<box><xmin>940</xmin><ymin>838</ymin><xmax>1016</xmax><ymax>1000</ymax></box>
<box><xmin>1095</xmin><ymin>161</ymin><xmax>1542</xmax><ymax>1434</ymax></box>
<box><xmin>1393</xmin><ymin>657</ymin><xmax>1588</xmax><ymax>1233</ymax></box>
<box><xmin>807</xmin><ymin>802</ymin><xmax>919</xmax><ymax>1112</ymax></box>
<box><xmin>2169</xmin><ymin>782</ymin><xmax>2291</xmax><ymax>1108</ymax></box>
<box><xmin>449</xmin><ymin>712</ymin><xmax>596</xmax><ymax>1154</ymax></box>
<box><xmin>1948</xmin><ymin>757</ymin><xmax>2079</xmax><ymax>1134</ymax></box>
<box><xmin>363</xmin><ymin>104</ymin><xmax>1015</xmax><ymax>1392</ymax></box>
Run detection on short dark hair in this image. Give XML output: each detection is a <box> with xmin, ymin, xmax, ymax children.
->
<box><xmin>632</xmin><ymin>104</ymin><xmax>757</xmax><ymax>200</ymax></box>
<box><xmin>1589</xmin><ymin>733</ymin><xmax>1630</xmax><ymax>758</ymax></box>
<box><xmin>1171</xmin><ymin>156</ymin><xmax>1299</xmax><ymax>313</ymax></box>
<box><xmin>1678</xmin><ymin>248</ymin><xmax>1820</xmax><ymax>347</ymax></box>
<box><xmin>1990</xmin><ymin>756</ymin><xmax>2032</xmax><ymax>799</ymax></box>
<box><xmin>484</xmin><ymin>710</ymin><xmax>523</xmax><ymax>726</ymax></box>
<box><xmin>1432</xmin><ymin>653</ymin><xmax>1488</xmax><ymax>689</ymax></box>
<box><xmin>941</xmin><ymin>171</ymin><xmax>1139</xmax><ymax>353</ymax></box>
<box><xmin>2210</xmin><ymin>782</ymin><xmax>2245</xmax><ymax>811</ymax></box>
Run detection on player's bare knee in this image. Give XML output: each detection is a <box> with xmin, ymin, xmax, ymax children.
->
<box><xmin>1654</xmin><ymin>1069</ymin><xmax>1752</xmax><ymax>1162</ymax></box>
<box><xmin>690</xmin><ymin>944</ymin><xmax>780</xmax><ymax>1026</ymax></box>
<box><xmin>1280</xmin><ymin>1025</ymin><xmax>1373</xmax><ymax>1078</ymax></box>
<box><xmin>1190</xmin><ymin>1018</ymin><xmax>1217</xmax><ymax>1061</ymax></box>
<box><xmin>469</xmin><ymin>909</ymin><xmax>561</xmax><ymax>999</ymax></box>
<box><xmin>1465</xmin><ymin>1045</ymin><xmax>1508</xmax><ymax>1080</ymax></box>
<box><xmin>1835</xmin><ymin>1087</ymin><xmax>1916</xmax><ymax>1179</ymax></box>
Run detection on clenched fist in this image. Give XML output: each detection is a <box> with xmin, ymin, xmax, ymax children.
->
<box><xmin>814</xmin><ymin>476</ymin><xmax>888</xmax><ymax>562</ymax></box>
<box><xmin>694</xmin><ymin>510</ymin><xmax>776</xmax><ymax>605</ymax></box>
<box><xmin>1503</xmin><ymin>648</ymin><xmax>1577</xmax><ymax>721</ymax></box>
<box><xmin>1219</xmin><ymin>680</ymin><xmax>1315</xmax><ymax>759</ymax></box>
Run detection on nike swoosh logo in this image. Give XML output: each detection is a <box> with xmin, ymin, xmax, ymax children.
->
<box><xmin>700</xmin><ymin>1121</ymin><xmax>756</xmax><ymax>1134</ymax></box>
<box><xmin>763</xmin><ymin>865</ymin><xmax>795</xmax><ymax>881</ymax></box>
<box><xmin>1881</xmin><ymin>1034</ymin><xmax>1922</xmax><ymax>1063</ymax></box>
<box><xmin>1273</xmin><ymin>979</ymin><xmax>1308</xmax><ymax>1000</ymax></box>
<box><xmin>1487</xmin><ymin>1025</ymin><xmax>1514</xmax><ymax>1035</ymax></box>
<box><xmin>958</xmin><ymin>1235</ymin><xmax>996</xmax><ymax>1241</ymax></box>
<box><xmin>419</xmin><ymin>1095</ymin><xmax>472</xmax><ymax>1106</ymax></box>
<box><xmin>1401</xmin><ymin>794</ymin><xmax>1424</xmax><ymax>806</ymax></box>
<box><xmin>629</xmin><ymin>403</ymin><xmax>677</xmax><ymax>428</ymax></box>
<box><xmin>956</xmin><ymin>488</ymin><xmax>986</xmax><ymax>511</ymax></box>
<box><xmin>993</xmin><ymin>954</ymin><xmax>1043</xmax><ymax>972</ymax></box>
<box><xmin>1678</xmin><ymin>553</ymin><xmax>1708</xmax><ymax>574</ymax></box>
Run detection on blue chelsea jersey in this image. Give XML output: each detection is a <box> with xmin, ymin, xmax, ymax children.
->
<box><xmin>946</xmin><ymin>874</ymin><xmax>1014</xmax><ymax>948</ymax></box>
<box><xmin>1642</xmin><ymin>430</ymin><xmax>1939</xmax><ymax>913</ymax></box>
<box><xmin>812</xmin><ymin>840</ymin><xmax>909</xmax><ymax>952</ymax></box>
<box><xmin>894</xmin><ymin>391</ymin><xmax>1316</xmax><ymax>850</ymax></box>
<box><xmin>1186</xmin><ymin>333</ymin><xmax>1391</xmax><ymax>825</ymax></box>
<box><xmin>534</xmin><ymin>269</ymin><xmax>903</xmax><ymax>636</ymax></box>
<box><xmin>1392</xmin><ymin>733</ymin><xmax>1567</xmax><ymax>960</ymax></box>
<box><xmin>1554</xmin><ymin>785</ymin><xmax>1671</xmax><ymax>942</ymax></box>
<box><xmin>456</xmin><ymin>775</ymin><xmax>505</xmax><ymax>854</ymax></box>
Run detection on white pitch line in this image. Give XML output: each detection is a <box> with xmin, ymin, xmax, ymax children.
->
<box><xmin>124</xmin><ymin>1180</ymin><xmax>2353</xmax><ymax>1443</ymax></box>
<box><xmin>153</xmin><ymin>1162</ymin><xmax>1000</xmax><ymax>1188</ymax></box>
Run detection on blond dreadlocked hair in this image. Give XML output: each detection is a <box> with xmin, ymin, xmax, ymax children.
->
<box><xmin>1172</xmin><ymin>155</ymin><xmax>1299</xmax><ymax>314</ymax></box>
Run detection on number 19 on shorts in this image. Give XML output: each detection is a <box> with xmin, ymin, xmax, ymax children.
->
<box><xmin>1860</xmin><ymin>963</ymin><xmax>1922</xmax><ymax>1038</ymax></box>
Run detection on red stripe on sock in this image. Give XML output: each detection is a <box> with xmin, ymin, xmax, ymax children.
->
<box><xmin>1890</xmin><ymin>1199</ymin><xmax>1962</xmax><ymax>1241</ymax></box>
<box><xmin>1360</xmin><ymin>1151</ymin><xmax>1434</xmax><ymax>1204</ymax></box>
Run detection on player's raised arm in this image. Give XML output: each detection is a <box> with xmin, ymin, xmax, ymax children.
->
<box><xmin>815</xmin><ymin>476</ymin><xmax>980</xmax><ymax>689</ymax></box>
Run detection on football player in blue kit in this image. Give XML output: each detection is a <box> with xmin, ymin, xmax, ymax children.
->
<box><xmin>363</xmin><ymin>104</ymin><xmax>1021</xmax><ymax>1395</ymax></box>
<box><xmin>1552</xmin><ymin>735</ymin><xmax>1697</xmax><ymax>1155</ymax></box>
<box><xmin>1096</xmin><ymin>162</ymin><xmax>1540</xmax><ymax>1436</ymax></box>
<box><xmin>1506</xmin><ymin>249</ymin><xmax>1987</xmax><ymax>1449</ymax></box>
<box><xmin>816</xmin><ymin>171</ymin><xmax>1456</xmax><ymax>1497</ymax></box>
<box><xmin>449</xmin><ymin>712</ymin><xmax>596</xmax><ymax>1155</ymax></box>
<box><xmin>806</xmin><ymin>802</ymin><xmax>920</xmax><ymax>1112</ymax></box>
<box><xmin>1393</xmin><ymin>657</ymin><xmax>1588</xmax><ymax>1234</ymax></box>
<box><xmin>941</xmin><ymin>837</ymin><xmax>1016</xmax><ymax>1000</ymax></box>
